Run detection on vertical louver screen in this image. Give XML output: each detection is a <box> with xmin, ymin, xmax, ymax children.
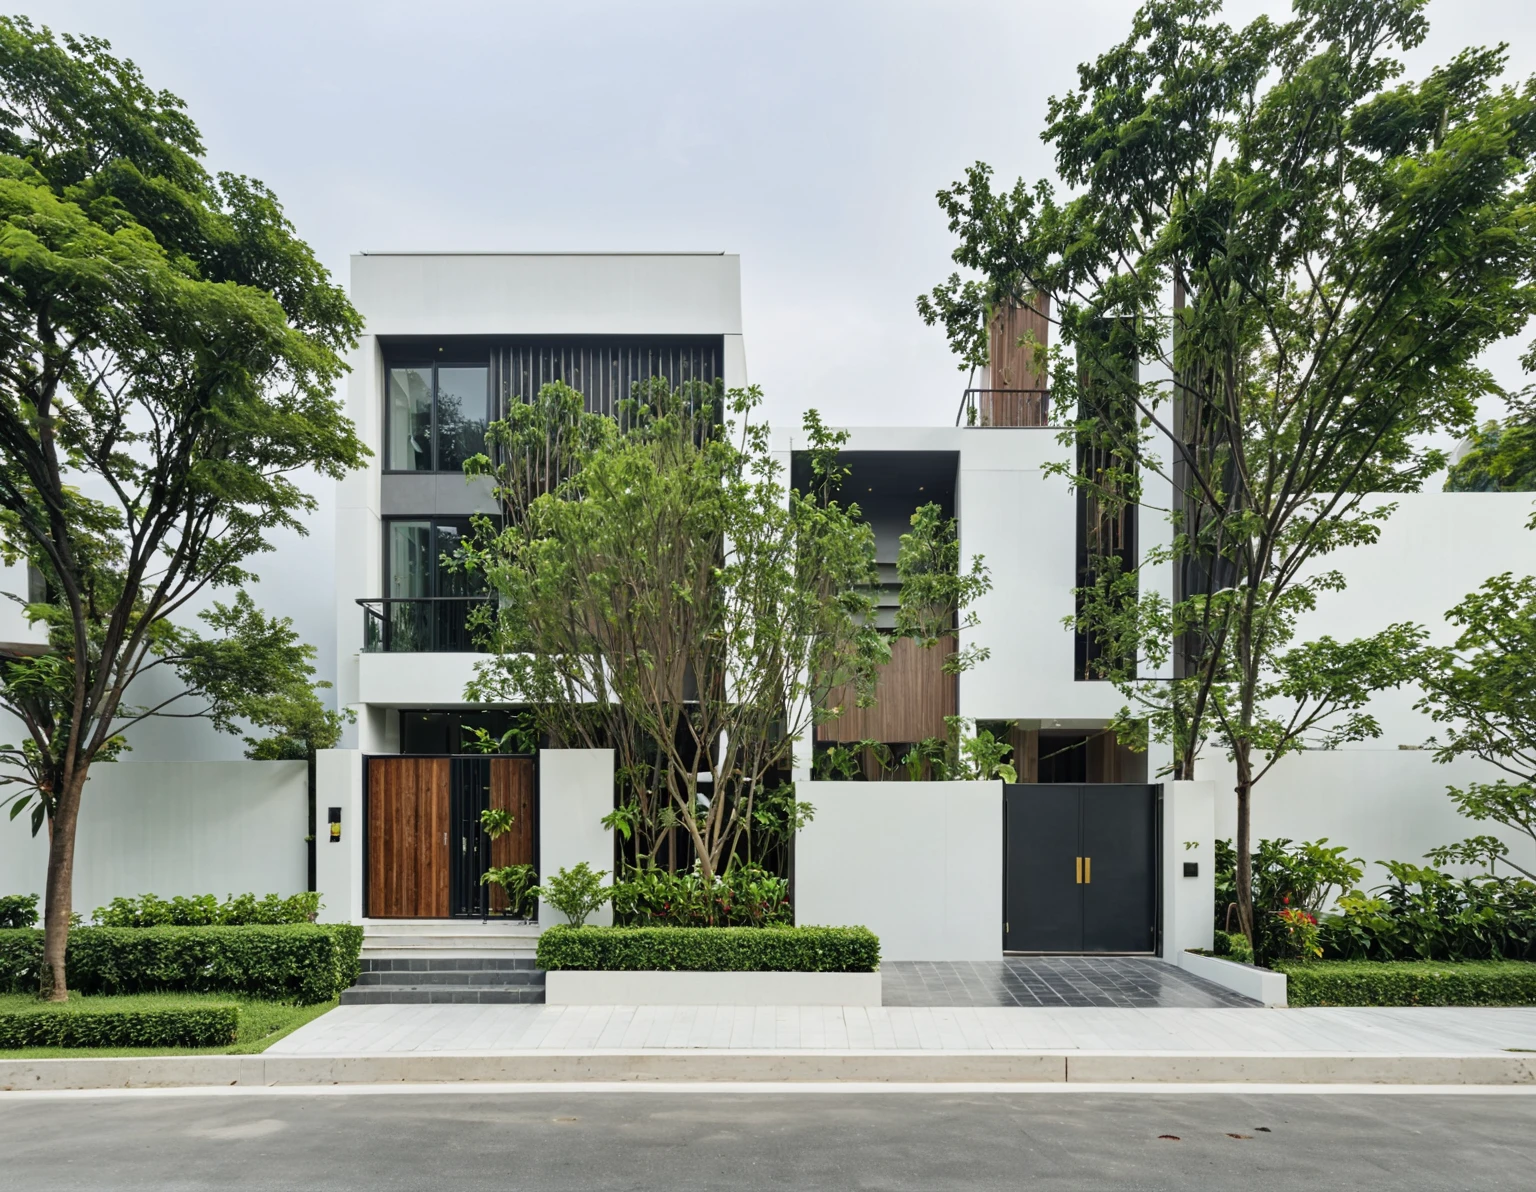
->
<box><xmin>499</xmin><ymin>339</ymin><xmax>723</xmax><ymax>420</ymax></box>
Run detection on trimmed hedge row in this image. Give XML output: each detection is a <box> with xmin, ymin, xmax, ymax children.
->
<box><xmin>537</xmin><ymin>925</ymin><xmax>880</xmax><ymax>972</ymax></box>
<box><xmin>0</xmin><ymin>925</ymin><xmax>363</xmax><ymax>1004</ymax></box>
<box><xmin>1275</xmin><ymin>960</ymin><xmax>1536</xmax><ymax>1007</ymax></box>
<box><xmin>0</xmin><ymin>1003</ymin><xmax>240</xmax><ymax>1048</ymax></box>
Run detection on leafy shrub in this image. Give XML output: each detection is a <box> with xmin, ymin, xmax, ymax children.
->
<box><xmin>0</xmin><ymin>924</ymin><xmax>362</xmax><ymax>1004</ymax></box>
<box><xmin>1211</xmin><ymin>929</ymin><xmax>1254</xmax><ymax>965</ymax></box>
<box><xmin>0</xmin><ymin>1002</ymin><xmax>239</xmax><ymax>1048</ymax></box>
<box><xmin>537</xmin><ymin>924</ymin><xmax>881</xmax><ymax>972</ymax></box>
<box><xmin>482</xmin><ymin>864</ymin><xmax>538</xmax><ymax>919</ymax></box>
<box><xmin>1276</xmin><ymin>959</ymin><xmax>1536</xmax><ymax>1006</ymax></box>
<box><xmin>533</xmin><ymin>863</ymin><xmax>610</xmax><ymax>927</ymax></box>
<box><xmin>91</xmin><ymin>891</ymin><xmax>321</xmax><ymax>927</ymax></box>
<box><xmin>1319</xmin><ymin>862</ymin><xmax>1536</xmax><ymax>962</ymax></box>
<box><xmin>0</xmin><ymin>894</ymin><xmax>38</xmax><ymax>930</ymax></box>
<box><xmin>610</xmin><ymin>862</ymin><xmax>792</xmax><ymax>928</ymax></box>
<box><xmin>1214</xmin><ymin>838</ymin><xmax>1363</xmax><ymax>964</ymax></box>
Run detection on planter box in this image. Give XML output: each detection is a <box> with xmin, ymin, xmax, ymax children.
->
<box><xmin>1179</xmin><ymin>949</ymin><xmax>1288</xmax><ymax>1007</ymax></box>
<box><xmin>544</xmin><ymin>969</ymin><xmax>882</xmax><ymax>1006</ymax></box>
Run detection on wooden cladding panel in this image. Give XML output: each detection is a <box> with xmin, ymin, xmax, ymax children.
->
<box><xmin>986</xmin><ymin>295</ymin><xmax>1051</xmax><ymax>394</ymax></box>
<box><xmin>978</xmin><ymin>389</ymin><xmax>1049</xmax><ymax>427</ymax></box>
<box><xmin>366</xmin><ymin>757</ymin><xmax>450</xmax><ymax>918</ymax></box>
<box><xmin>819</xmin><ymin>635</ymin><xmax>957</xmax><ymax>744</ymax></box>
<box><xmin>487</xmin><ymin>757</ymin><xmax>536</xmax><ymax>914</ymax></box>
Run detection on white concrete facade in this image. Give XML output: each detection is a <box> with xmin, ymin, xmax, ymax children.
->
<box><xmin>795</xmin><ymin>780</ymin><xmax>1004</xmax><ymax>960</ymax></box>
<box><xmin>537</xmin><ymin>749</ymin><xmax>617</xmax><ymax>927</ymax></box>
<box><xmin>0</xmin><ymin>761</ymin><xmax>308</xmax><ymax>916</ymax></box>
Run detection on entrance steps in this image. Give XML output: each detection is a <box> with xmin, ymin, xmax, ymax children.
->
<box><xmin>346</xmin><ymin>920</ymin><xmax>545</xmax><ymax>1004</ymax></box>
<box><xmin>341</xmin><ymin>957</ymin><xmax>545</xmax><ymax>1005</ymax></box>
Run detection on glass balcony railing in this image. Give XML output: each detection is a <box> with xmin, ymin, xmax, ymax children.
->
<box><xmin>358</xmin><ymin>596</ymin><xmax>492</xmax><ymax>653</ymax></box>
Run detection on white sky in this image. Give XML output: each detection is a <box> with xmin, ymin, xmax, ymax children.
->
<box><xmin>14</xmin><ymin>0</ymin><xmax>1536</xmax><ymax>753</ymax></box>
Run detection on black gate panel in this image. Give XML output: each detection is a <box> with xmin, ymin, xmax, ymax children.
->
<box><xmin>1004</xmin><ymin>783</ymin><xmax>1159</xmax><ymax>954</ymax></box>
<box><xmin>449</xmin><ymin>756</ymin><xmax>491</xmax><ymax>918</ymax></box>
<box><xmin>1004</xmin><ymin>785</ymin><xmax>1082</xmax><ymax>953</ymax></box>
<box><xmin>1081</xmin><ymin>785</ymin><xmax>1157</xmax><ymax>953</ymax></box>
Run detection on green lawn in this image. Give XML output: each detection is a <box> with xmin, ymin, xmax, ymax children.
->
<box><xmin>0</xmin><ymin>991</ymin><xmax>337</xmax><ymax>1057</ymax></box>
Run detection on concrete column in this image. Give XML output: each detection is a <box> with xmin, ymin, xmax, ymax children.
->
<box><xmin>315</xmin><ymin>749</ymin><xmax>365</xmax><ymax>924</ymax></box>
<box><xmin>538</xmin><ymin>748</ymin><xmax>616</xmax><ymax>926</ymax></box>
<box><xmin>1161</xmin><ymin>779</ymin><xmax>1215</xmax><ymax>958</ymax></box>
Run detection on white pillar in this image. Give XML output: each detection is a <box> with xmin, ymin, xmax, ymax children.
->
<box><xmin>538</xmin><ymin>748</ymin><xmax>616</xmax><ymax>926</ymax></box>
<box><xmin>315</xmin><ymin>748</ymin><xmax>364</xmax><ymax>924</ymax></box>
<box><xmin>1162</xmin><ymin>779</ymin><xmax>1215</xmax><ymax>958</ymax></box>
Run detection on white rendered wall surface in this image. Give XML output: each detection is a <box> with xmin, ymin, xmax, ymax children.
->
<box><xmin>1207</xmin><ymin>750</ymin><xmax>1536</xmax><ymax>888</ymax></box>
<box><xmin>538</xmin><ymin>749</ymin><xmax>616</xmax><ymax>927</ymax></box>
<box><xmin>0</xmin><ymin>761</ymin><xmax>307</xmax><ymax>916</ymax></box>
<box><xmin>1162</xmin><ymin>781</ymin><xmax>1215</xmax><ymax>958</ymax></box>
<box><xmin>314</xmin><ymin>749</ymin><xmax>364</xmax><ymax>924</ymax></box>
<box><xmin>796</xmin><ymin>780</ymin><xmax>1002</xmax><ymax>961</ymax></box>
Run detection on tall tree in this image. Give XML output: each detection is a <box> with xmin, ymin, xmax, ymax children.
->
<box><xmin>463</xmin><ymin>381</ymin><xmax>886</xmax><ymax>882</ymax></box>
<box><xmin>919</xmin><ymin>0</ymin><xmax>1536</xmax><ymax>949</ymax></box>
<box><xmin>1444</xmin><ymin>392</ymin><xmax>1536</xmax><ymax>493</ymax></box>
<box><xmin>0</xmin><ymin>19</ymin><xmax>364</xmax><ymax>997</ymax></box>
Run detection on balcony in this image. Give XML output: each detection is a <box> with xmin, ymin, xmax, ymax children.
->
<box><xmin>956</xmin><ymin>388</ymin><xmax>1051</xmax><ymax>428</ymax></box>
<box><xmin>359</xmin><ymin>596</ymin><xmax>491</xmax><ymax>653</ymax></box>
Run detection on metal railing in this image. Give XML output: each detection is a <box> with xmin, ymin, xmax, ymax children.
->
<box><xmin>956</xmin><ymin>388</ymin><xmax>1051</xmax><ymax>428</ymax></box>
<box><xmin>358</xmin><ymin>596</ymin><xmax>492</xmax><ymax>653</ymax></box>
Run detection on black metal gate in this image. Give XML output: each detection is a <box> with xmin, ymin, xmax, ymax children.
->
<box><xmin>449</xmin><ymin>756</ymin><xmax>491</xmax><ymax>918</ymax></box>
<box><xmin>1004</xmin><ymin>783</ymin><xmax>1159</xmax><ymax>954</ymax></box>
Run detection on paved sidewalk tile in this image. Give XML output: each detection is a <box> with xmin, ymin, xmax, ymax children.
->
<box><xmin>880</xmin><ymin>958</ymin><xmax>1253</xmax><ymax>1008</ymax></box>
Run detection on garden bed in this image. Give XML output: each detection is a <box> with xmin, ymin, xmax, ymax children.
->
<box><xmin>0</xmin><ymin>992</ymin><xmax>336</xmax><ymax>1056</ymax></box>
<box><xmin>1179</xmin><ymin>949</ymin><xmax>1287</xmax><ymax>1006</ymax></box>
<box><xmin>1274</xmin><ymin>960</ymin><xmax>1536</xmax><ymax>1007</ymax></box>
<box><xmin>536</xmin><ymin>925</ymin><xmax>880</xmax><ymax>972</ymax></box>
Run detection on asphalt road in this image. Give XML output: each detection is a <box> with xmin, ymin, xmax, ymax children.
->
<box><xmin>3</xmin><ymin>1089</ymin><xmax>1533</xmax><ymax>1190</ymax></box>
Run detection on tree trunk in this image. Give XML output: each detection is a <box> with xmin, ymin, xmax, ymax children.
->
<box><xmin>41</xmin><ymin>768</ymin><xmax>87</xmax><ymax>1001</ymax></box>
<box><xmin>1234</xmin><ymin>775</ymin><xmax>1254</xmax><ymax>957</ymax></box>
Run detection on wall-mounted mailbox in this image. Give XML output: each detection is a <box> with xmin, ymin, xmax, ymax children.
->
<box><xmin>1183</xmin><ymin>861</ymin><xmax>1199</xmax><ymax>878</ymax></box>
<box><xmin>328</xmin><ymin>806</ymin><xmax>342</xmax><ymax>843</ymax></box>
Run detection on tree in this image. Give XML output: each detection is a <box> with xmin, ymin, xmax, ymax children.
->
<box><xmin>463</xmin><ymin>380</ymin><xmax>886</xmax><ymax>883</ymax></box>
<box><xmin>1444</xmin><ymin>393</ymin><xmax>1536</xmax><ymax>493</ymax></box>
<box><xmin>0</xmin><ymin>19</ymin><xmax>364</xmax><ymax>997</ymax></box>
<box><xmin>1418</xmin><ymin>572</ymin><xmax>1536</xmax><ymax>880</ymax></box>
<box><xmin>918</xmin><ymin>0</ymin><xmax>1536</xmax><ymax>948</ymax></box>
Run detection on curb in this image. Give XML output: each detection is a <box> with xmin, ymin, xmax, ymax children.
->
<box><xmin>3</xmin><ymin>1050</ymin><xmax>1534</xmax><ymax>1091</ymax></box>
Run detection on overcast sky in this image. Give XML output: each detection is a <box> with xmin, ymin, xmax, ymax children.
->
<box><xmin>16</xmin><ymin>0</ymin><xmax>1536</xmax><ymax>751</ymax></box>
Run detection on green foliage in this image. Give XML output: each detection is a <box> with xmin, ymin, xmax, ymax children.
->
<box><xmin>1214</xmin><ymin>838</ymin><xmax>1363</xmax><ymax>964</ymax></box>
<box><xmin>0</xmin><ymin>1000</ymin><xmax>239</xmax><ymax>1048</ymax></box>
<box><xmin>1417</xmin><ymin>573</ymin><xmax>1536</xmax><ymax>880</ymax></box>
<box><xmin>1444</xmin><ymin>396</ymin><xmax>1536</xmax><ymax>492</ymax></box>
<box><xmin>464</xmin><ymin>381</ymin><xmax>885</xmax><ymax>880</ymax></box>
<box><xmin>479</xmin><ymin>809</ymin><xmax>516</xmax><ymax>839</ymax></box>
<box><xmin>481</xmin><ymin>864</ymin><xmax>538</xmax><ymax>920</ymax></box>
<box><xmin>0</xmin><ymin>925</ymin><xmax>362</xmax><ymax>1003</ymax></box>
<box><xmin>536</xmin><ymin>925</ymin><xmax>881</xmax><ymax>973</ymax></box>
<box><xmin>90</xmin><ymin>892</ymin><xmax>319</xmax><ymax>928</ymax></box>
<box><xmin>0</xmin><ymin>894</ymin><xmax>38</xmax><ymax>929</ymax></box>
<box><xmin>894</xmin><ymin>503</ymin><xmax>991</xmax><ymax>676</ymax></box>
<box><xmin>1211</xmin><ymin>929</ymin><xmax>1254</xmax><ymax>966</ymax></box>
<box><xmin>461</xmin><ymin>711</ymin><xmax>538</xmax><ymax>755</ymax></box>
<box><xmin>919</xmin><ymin>0</ymin><xmax>1536</xmax><ymax>951</ymax></box>
<box><xmin>811</xmin><ymin>740</ymin><xmax>889</xmax><ymax>781</ymax></box>
<box><xmin>1276</xmin><ymin>960</ymin><xmax>1536</xmax><ymax>1007</ymax></box>
<box><xmin>532</xmin><ymin>863</ymin><xmax>611</xmax><ymax>927</ymax></box>
<box><xmin>1320</xmin><ymin>863</ymin><xmax>1536</xmax><ymax>962</ymax></box>
<box><xmin>610</xmin><ymin>862</ymin><xmax>793</xmax><ymax>928</ymax></box>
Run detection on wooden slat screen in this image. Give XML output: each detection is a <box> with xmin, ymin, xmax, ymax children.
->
<box><xmin>366</xmin><ymin>757</ymin><xmax>450</xmax><ymax>918</ymax></box>
<box><xmin>487</xmin><ymin>757</ymin><xmax>536</xmax><ymax>914</ymax></box>
<box><xmin>986</xmin><ymin>296</ymin><xmax>1051</xmax><ymax>393</ymax></box>
<box><xmin>818</xmin><ymin>635</ymin><xmax>957</xmax><ymax>744</ymax></box>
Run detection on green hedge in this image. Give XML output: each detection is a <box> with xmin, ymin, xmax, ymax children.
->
<box><xmin>0</xmin><ymin>1002</ymin><xmax>239</xmax><ymax>1048</ymax></box>
<box><xmin>1275</xmin><ymin>960</ymin><xmax>1536</xmax><ymax>1007</ymax></box>
<box><xmin>537</xmin><ymin>925</ymin><xmax>880</xmax><ymax>972</ymax></box>
<box><xmin>0</xmin><ymin>925</ymin><xmax>363</xmax><ymax>1004</ymax></box>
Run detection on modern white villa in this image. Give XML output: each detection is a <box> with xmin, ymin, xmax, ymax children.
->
<box><xmin>3</xmin><ymin>250</ymin><xmax>1534</xmax><ymax>983</ymax></box>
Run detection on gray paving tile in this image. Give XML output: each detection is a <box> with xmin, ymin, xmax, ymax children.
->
<box><xmin>879</xmin><ymin>958</ymin><xmax>1257</xmax><ymax>1008</ymax></box>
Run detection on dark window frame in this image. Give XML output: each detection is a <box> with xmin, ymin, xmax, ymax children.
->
<box><xmin>382</xmin><ymin>357</ymin><xmax>492</xmax><ymax>475</ymax></box>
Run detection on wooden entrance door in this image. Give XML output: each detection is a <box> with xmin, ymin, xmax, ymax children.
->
<box><xmin>1003</xmin><ymin>783</ymin><xmax>1159</xmax><ymax>954</ymax></box>
<box><xmin>366</xmin><ymin>757</ymin><xmax>450</xmax><ymax>918</ymax></box>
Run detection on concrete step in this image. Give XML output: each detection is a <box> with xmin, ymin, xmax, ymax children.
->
<box><xmin>362</xmin><ymin>919</ymin><xmax>539</xmax><ymax>936</ymax></box>
<box><xmin>339</xmin><ymin>986</ymin><xmax>546</xmax><ymax>1005</ymax></box>
<box><xmin>361</xmin><ymin>922</ymin><xmax>541</xmax><ymax>961</ymax></box>
<box><xmin>354</xmin><ymin>969</ymin><xmax>543</xmax><ymax>988</ymax></box>
<box><xmin>361</xmin><ymin>957</ymin><xmax>539</xmax><ymax>973</ymax></box>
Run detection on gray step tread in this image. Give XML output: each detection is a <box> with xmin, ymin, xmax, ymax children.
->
<box><xmin>361</xmin><ymin>957</ymin><xmax>539</xmax><ymax>972</ymax></box>
<box><xmin>354</xmin><ymin>970</ymin><xmax>543</xmax><ymax>987</ymax></box>
<box><xmin>340</xmin><ymin>988</ymin><xmax>545</xmax><ymax>1005</ymax></box>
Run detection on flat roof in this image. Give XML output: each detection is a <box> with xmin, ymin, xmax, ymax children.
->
<box><xmin>356</xmin><ymin>250</ymin><xmax>728</xmax><ymax>257</ymax></box>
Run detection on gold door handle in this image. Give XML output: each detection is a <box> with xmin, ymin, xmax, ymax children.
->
<box><xmin>1075</xmin><ymin>857</ymin><xmax>1083</xmax><ymax>884</ymax></box>
<box><xmin>1084</xmin><ymin>857</ymin><xmax>1092</xmax><ymax>884</ymax></box>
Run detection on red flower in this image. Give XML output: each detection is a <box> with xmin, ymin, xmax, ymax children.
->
<box><xmin>1282</xmin><ymin>895</ymin><xmax>1290</xmax><ymax>905</ymax></box>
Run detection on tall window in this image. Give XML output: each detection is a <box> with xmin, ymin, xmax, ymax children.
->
<box><xmin>386</xmin><ymin>363</ymin><xmax>490</xmax><ymax>472</ymax></box>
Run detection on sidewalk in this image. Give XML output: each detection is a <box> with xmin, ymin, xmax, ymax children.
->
<box><xmin>5</xmin><ymin>1004</ymin><xmax>1535</xmax><ymax>1091</ymax></box>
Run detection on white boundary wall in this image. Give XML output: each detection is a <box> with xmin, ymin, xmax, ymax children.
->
<box><xmin>538</xmin><ymin>749</ymin><xmax>616</xmax><ymax>927</ymax></box>
<box><xmin>796</xmin><ymin>780</ymin><xmax>1002</xmax><ymax>961</ymax></box>
<box><xmin>1162</xmin><ymin>781</ymin><xmax>1215</xmax><ymax>958</ymax></box>
<box><xmin>0</xmin><ymin>761</ymin><xmax>307</xmax><ymax>915</ymax></box>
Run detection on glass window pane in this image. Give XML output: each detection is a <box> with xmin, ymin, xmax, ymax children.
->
<box><xmin>387</xmin><ymin>367</ymin><xmax>433</xmax><ymax>471</ymax></box>
<box><xmin>388</xmin><ymin>521</ymin><xmax>432</xmax><ymax>598</ymax></box>
<box><xmin>435</xmin><ymin>366</ymin><xmax>488</xmax><ymax>473</ymax></box>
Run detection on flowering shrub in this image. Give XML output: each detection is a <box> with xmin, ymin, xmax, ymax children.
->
<box><xmin>1277</xmin><ymin>906</ymin><xmax>1323</xmax><ymax>960</ymax></box>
